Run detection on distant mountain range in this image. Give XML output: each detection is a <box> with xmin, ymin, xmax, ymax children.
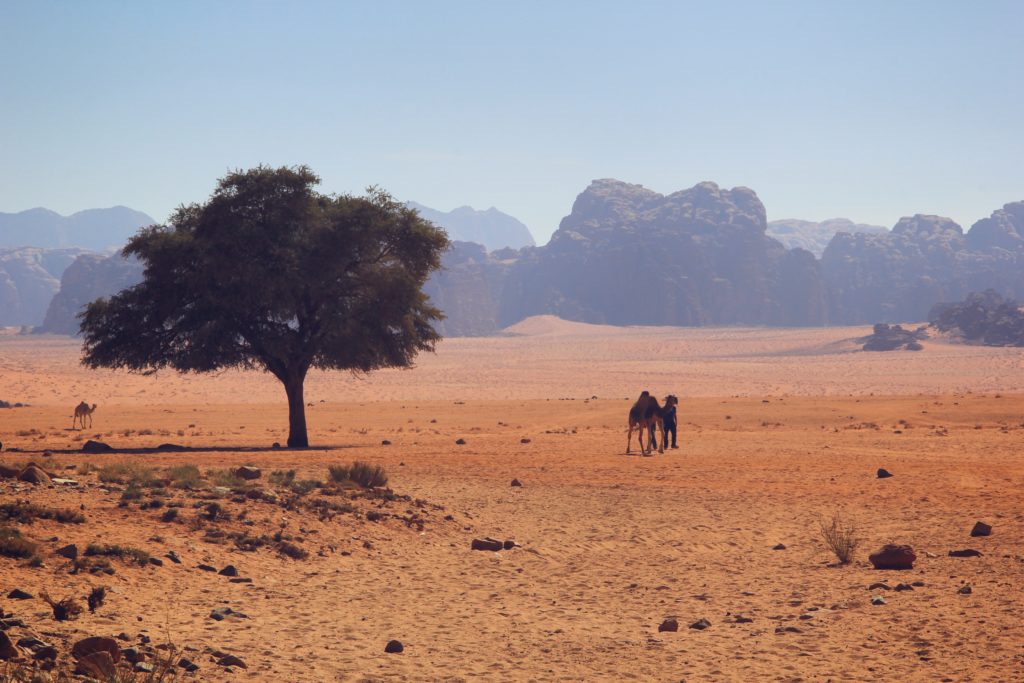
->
<box><xmin>6</xmin><ymin>188</ymin><xmax>1024</xmax><ymax>336</ymax></box>
<box><xmin>406</xmin><ymin>202</ymin><xmax>535</xmax><ymax>251</ymax></box>
<box><xmin>0</xmin><ymin>206</ymin><xmax>155</xmax><ymax>251</ymax></box>
<box><xmin>767</xmin><ymin>218</ymin><xmax>887</xmax><ymax>257</ymax></box>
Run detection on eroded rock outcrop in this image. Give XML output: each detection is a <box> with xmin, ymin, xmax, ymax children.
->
<box><xmin>38</xmin><ymin>253</ymin><xmax>143</xmax><ymax>334</ymax></box>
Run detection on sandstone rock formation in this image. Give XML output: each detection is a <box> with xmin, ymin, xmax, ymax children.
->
<box><xmin>407</xmin><ymin>201</ymin><xmax>535</xmax><ymax>250</ymax></box>
<box><xmin>0</xmin><ymin>247</ymin><xmax>91</xmax><ymax>326</ymax></box>
<box><xmin>38</xmin><ymin>253</ymin><xmax>144</xmax><ymax>334</ymax></box>
<box><xmin>767</xmin><ymin>218</ymin><xmax>887</xmax><ymax>257</ymax></box>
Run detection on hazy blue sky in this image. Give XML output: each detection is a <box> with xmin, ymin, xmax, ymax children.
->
<box><xmin>2</xmin><ymin>1</ymin><xmax>1022</xmax><ymax>243</ymax></box>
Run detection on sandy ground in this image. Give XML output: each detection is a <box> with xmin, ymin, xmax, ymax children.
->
<box><xmin>0</xmin><ymin>319</ymin><xmax>1022</xmax><ymax>681</ymax></box>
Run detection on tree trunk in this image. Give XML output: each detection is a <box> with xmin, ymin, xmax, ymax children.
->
<box><xmin>283</xmin><ymin>371</ymin><xmax>309</xmax><ymax>448</ymax></box>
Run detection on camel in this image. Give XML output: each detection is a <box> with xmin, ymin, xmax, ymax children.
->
<box><xmin>626</xmin><ymin>391</ymin><xmax>666</xmax><ymax>455</ymax></box>
<box><xmin>72</xmin><ymin>401</ymin><xmax>97</xmax><ymax>430</ymax></box>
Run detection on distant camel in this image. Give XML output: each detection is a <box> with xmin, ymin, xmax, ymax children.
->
<box><xmin>72</xmin><ymin>402</ymin><xmax>97</xmax><ymax>430</ymax></box>
<box><xmin>626</xmin><ymin>391</ymin><xmax>666</xmax><ymax>455</ymax></box>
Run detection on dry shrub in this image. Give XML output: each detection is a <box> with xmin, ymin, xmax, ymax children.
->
<box><xmin>819</xmin><ymin>511</ymin><xmax>860</xmax><ymax>564</ymax></box>
<box><xmin>85</xmin><ymin>543</ymin><xmax>151</xmax><ymax>566</ymax></box>
<box><xmin>276</xmin><ymin>540</ymin><xmax>309</xmax><ymax>560</ymax></box>
<box><xmin>0</xmin><ymin>526</ymin><xmax>37</xmax><ymax>559</ymax></box>
<box><xmin>40</xmin><ymin>591</ymin><xmax>83</xmax><ymax>621</ymax></box>
<box><xmin>98</xmin><ymin>462</ymin><xmax>158</xmax><ymax>487</ymax></box>
<box><xmin>0</xmin><ymin>501</ymin><xmax>85</xmax><ymax>524</ymax></box>
<box><xmin>165</xmin><ymin>464</ymin><xmax>202</xmax><ymax>489</ymax></box>
<box><xmin>331</xmin><ymin>461</ymin><xmax>388</xmax><ymax>489</ymax></box>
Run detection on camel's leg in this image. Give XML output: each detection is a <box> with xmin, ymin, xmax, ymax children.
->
<box><xmin>656</xmin><ymin>419</ymin><xmax>665</xmax><ymax>454</ymax></box>
<box><xmin>626</xmin><ymin>423</ymin><xmax>634</xmax><ymax>454</ymax></box>
<box><xmin>87</xmin><ymin>413</ymin><xmax>92</xmax><ymax>429</ymax></box>
<box><xmin>71</xmin><ymin>414</ymin><xmax>77</xmax><ymax>430</ymax></box>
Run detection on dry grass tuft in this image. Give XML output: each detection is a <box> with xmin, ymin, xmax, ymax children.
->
<box><xmin>0</xmin><ymin>526</ymin><xmax>38</xmax><ymax>559</ymax></box>
<box><xmin>819</xmin><ymin>511</ymin><xmax>860</xmax><ymax>565</ymax></box>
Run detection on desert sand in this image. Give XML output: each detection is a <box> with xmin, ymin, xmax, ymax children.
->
<box><xmin>1</xmin><ymin>319</ymin><xmax>1022</xmax><ymax>681</ymax></box>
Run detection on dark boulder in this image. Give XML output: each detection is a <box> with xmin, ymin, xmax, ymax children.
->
<box><xmin>868</xmin><ymin>544</ymin><xmax>916</xmax><ymax>570</ymax></box>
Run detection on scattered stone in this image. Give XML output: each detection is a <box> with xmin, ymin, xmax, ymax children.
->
<box><xmin>72</xmin><ymin>636</ymin><xmax>122</xmax><ymax>663</ymax></box>
<box><xmin>948</xmin><ymin>549</ymin><xmax>982</xmax><ymax>558</ymax></box>
<box><xmin>197</xmin><ymin>564</ymin><xmax>217</xmax><ymax>572</ymax></box>
<box><xmin>734</xmin><ymin>615</ymin><xmax>754</xmax><ymax>624</ymax></box>
<box><xmin>229</xmin><ymin>577</ymin><xmax>253</xmax><ymax>584</ymax></box>
<box><xmin>56</xmin><ymin>543</ymin><xmax>78</xmax><ymax>560</ymax></box>
<box><xmin>520</xmin><ymin>438</ymin><xmax>531</xmax><ymax>444</ymax></box>
<box><xmin>0</xmin><ymin>632</ymin><xmax>19</xmax><ymax>660</ymax></box>
<box><xmin>381</xmin><ymin>440</ymin><xmax>391</xmax><ymax>446</ymax></box>
<box><xmin>876</xmin><ymin>468</ymin><xmax>893</xmax><ymax>478</ymax></box>
<box><xmin>75</xmin><ymin>651</ymin><xmax>117</xmax><ymax>677</ymax></box>
<box><xmin>869</xmin><ymin>544</ymin><xmax>916</xmax><ymax>570</ymax></box>
<box><xmin>689</xmin><ymin>618</ymin><xmax>712</xmax><ymax>630</ymax></box>
<box><xmin>970</xmin><ymin>521</ymin><xmax>992</xmax><ymax>537</ymax></box>
<box><xmin>384</xmin><ymin>640</ymin><xmax>404</xmax><ymax>654</ymax></box>
<box><xmin>911</xmin><ymin>580</ymin><xmax>926</xmax><ymax>587</ymax></box>
<box><xmin>178</xmin><ymin>656</ymin><xmax>199</xmax><ymax>672</ymax></box>
<box><xmin>217</xmin><ymin>654</ymin><xmax>247</xmax><ymax>668</ymax></box>
<box><xmin>218</xmin><ymin>565</ymin><xmax>239</xmax><ymax>577</ymax></box>
<box><xmin>0</xmin><ymin>618</ymin><xmax>25</xmax><ymax>629</ymax></box>
<box><xmin>510</xmin><ymin>478</ymin><xmax>522</xmax><ymax>487</ymax></box>
<box><xmin>772</xmin><ymin>543</ymin><xmax>786</xmax><ymax>550</ymax></box>
<box><xmin>870</xmin><ymin>596</ymin><xmax>887</xmax><ymax>605</ymax></box>
<box><xmin>867</xmin><ymin>582</ymin><xmax>891</xmax><ymax>591</ymax></box>
<box><xmin>957</xmin><ymin>585</ymin><xmax>973</xmax><ymax>595</ymax></box>
<box><xmin>471</xmin><ymin>538</ymin><xmax>503</xmax><ymax>552</ymax></box>
<box><xmin>7</xmin><ymin>588</ymin><xmax>32</xmax><ymax>600</ymax></box>
<box><xmin>82</xmin><ymin>440</ymin><xmax>113</xmax><ymax>453</ymax></box>
<box><xmin>122</xmin><ymin>647</ymin><xmax>145</xmax><ymax>664</ymax></box>
<box><xmin>234</xmin><ymin>466</ymin><xmax>261</xmax><ymax>480</ymax></box>
<box><xmin>775</xmin><ymin>626</ymin><xmax>803</xmax><ymax>634</ymax></box>
<box><xmin>658</xmin><ymin>618</ymin><xmax>679</xmax><ymax>632</ymax></box>
<box><xmin>51</xmin><ymin>477</ymin><xmax>79</xmax><ymax>486</ymax></box>
<box><xmin>148</xmin><ymin>557</ymin><xmax>164</xmax><ymax>567</ymax></box>
<box><xmin>209</xmin><ymin>607</ymin><xmax>247</xmax><ymax>621</ymax></box>
<box><xmin>894</xmin><ymin>583</ymin><xmax>914</xmax><ymax>592</ymax></box>
<box><xmin>165</xmin><ymin>551</ymin><xmax>181</xmax><ymax>564</ymax></box>
<box><xmin>503</xmin><ymin>540</ymin><xmax>516</xmax><ymax>550</ymax></box>
<box><xmin>134</xmin><ymin>662</ymin><xmax>155</xmax><ymax>673</ymax></box>
<box><xmin>455</xmin><ymin>438</ymin><xmax>466</xmax><ymax>445</ymax></box>
<box><xmin>18</xmin><ymin>464</ymin><xmax>51</xmax><ymax>485</ymax></box>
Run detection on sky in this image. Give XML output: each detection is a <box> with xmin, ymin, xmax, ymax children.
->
<box><xmin>1</xmin><ymin>1</ymin><xmax>1022</xmax><ymax>244</ymax></box>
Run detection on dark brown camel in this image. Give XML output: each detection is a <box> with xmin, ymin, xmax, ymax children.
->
<box><xmin>626</xmin><ymin>391</ymin><xmax>667</xmax><ymax>455</ymax></box>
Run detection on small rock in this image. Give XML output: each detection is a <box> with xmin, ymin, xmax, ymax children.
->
<box><xmin>658</xmin><ymin>618</ymin><xmax>679</xmax><ymax>632</ymax></box>
<box><xmin>869</xmin><ymin>544</ymin><xmax>916</xmax><ymax>570</ymax></box>
<box><xmin>148</xmin><ymin>557</ymin><xmax>164</xmax><ymax>567</ymax></box>
<box><xmin>0</xmin><ymin>618</ymin><xmax>25</xmax><ymax>629</ymax></box>
<box><xmin>197</xmin><ymin>564</ymin><xmax>217</xmax><ymax>572</ymax></box>
<box><xmin>271</xmin><ymin>442</ymin><xmax>281</xmax><ymax>449</ymax></box>
<box><xmin>871</xmin><ymin>595</ymin><xmax>887</xmax><ymax>605</ymax></box>
<box><xmin>82</xmin><ymin>440</ymin><xmax>113</xmax><ymax>453</ymax></box>
<box><xmin>218</xmin><ymin>565</ymin><xmax>239</xmax><ymax>577</ymax></box>
<box><xmin>134</xmin><ymin>662</ymin><xmax>155</xmax><ymax>673</ymax></box>
<box><xmin>17</xmin><ymin>464</ymin><xmax>51</xmax><ymax>485</ymax></box>
<box><xmin>7</xmin><ymin>588</ymin><xmax>32</xmax><ymax>600</ymax></box>
<box><xmin>957</xmin><ymin>585</ymin><xmax>973</xmax><ymax>595</ymax></box>
<box><xmin>380</xmin><ymin>440</ymin><xmax>391</xmax><ymax>446</ymax></box>
<box><xmin>56</xmin><ymin>543</ymin><xmax>78</xmax><ymax>560</ymax></box>
<box><xmin>384</xmin><ymin>640</ymin><xmax>404</xmax><ymax>654</ymax></box>
<box><xmin>51</xmin><ymin>478</ymin><xmax>79</xmax><ymax>486</ymax></box>
<box><xmin>75</xmin><ymin>651</ymin><xmax>117</xmax><ymax>677</ymax></box>
<box><xmin>734</xmin><ymin>615</ymin><xmax>754</xmax><ymax>623</ymax></box>
<box><xmin>911</xmin><ymin>580</ymin><xmax>925</xmax><ymax>587</ymax></box>
<box><xmin>122</xmin><ymin>647</ymin><xmax>144</xmax><ymax>663</ymax></box>
<box><xmin>876</xmin><ymin>468</ymin><xmax>893</xmax><ymax>478</ymax></box>
<box><xmin>689</xmin><ymin>618</ymin><xmax>712</xmax><ymax>630</ymax></box>
<box><xmin>510</xmin><ymin>479</ymin><xmax>522</xmax><ymax>487</ymax></box>
<box><xmin>503</xmin><ymin>540</ymin><xmax>516</xmax><ymax>550</ymax></box>
<box><xmin>772</xmin><ymin>543</ymin><xmax>786</xmax><ymax>550</ymax></box>
<box><xmin>520</xmin><ymin>438</ymin><xmax>531</xmax><ymax>444</ymax></box>
<box><xmin>970</xmin><ymin>521</ymin><xmax>992</xmax><ymax>537</ymax></box>
<box><xmin>165</xmin><ymin>551</ymin><xmax>181</xmax><ymax>564</ymax></box>
<box><xmin>455</xmin><ymin>438</ymin><xmax>466</xmax><ymax>445</ymax></box>
<box><xmin>217</xmin><ymin>654</ymin><xmax>247</xmax><ymax>668</ymax></box>
<box><xmin>471</xmin><ymin>538</ymin><xmax>503</xmax><ymax>552</ymax></box>
<box><xmin>948</xmin><ymin>549</ymin><xmax>982</xmax><ymax>558</ymax></box>
<box><xmin>867</xmin><ymin>582</ymin><xmax>891</xmax><ymax>591</ymax></box>
<box><xmin>229</xmin><ymin>577</ymin><xmax>253</xmax><ymax>583</ymax></box>
<box><xmin>72</xmin><ymin>636</ymin><xmax>122</xmax><ymax>662</ymax></box>
<box><xmin>894</xmin><ymin>583</ymin><xmax>914</xmax><ymax>592</ymax></box>
<box><xmin>0</xmin><ymin>632</ymin><xmax>20</xmax><ymax>660</ymax></box>
<box><xmin>234</xmin><ymin>466</ymin><xmax>261</xmax><ymax>481</ymax></box>
<box><xmin>178</xmin><ymin>656</ymin><xmax>199</xmax><ymax>672</ymax></box>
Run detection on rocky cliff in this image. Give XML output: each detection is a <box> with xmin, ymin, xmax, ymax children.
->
<box><xmin>822</xmin><ymin>204</ymin><xmax>1024</xmax><ymax>323</ymax></box>
<box><xmin>767</xmin><ymin>218</ymin><xmax>887</xmax><ymax>257</ymax></box>
<box><xmin>38</xmin><ymin>253</ymin><xmax>144</xmax><ymax>334</ymax></box>
<box><xmin>407</xmin><ymin>202</ymin><xmax>535</xmax><ymax>251</ymax></box>
<box><xmin>0</xmin><ymin>247</ymin><xmax>92</xmax><ymax>326</ymax></box>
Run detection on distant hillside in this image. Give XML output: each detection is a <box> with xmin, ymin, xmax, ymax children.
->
<box><xmin>0</xmin><ymin>247</ymin><xmax>93</xmax><ymax>326</ymax></box>
<box><xmin>767</xmin><ymin>218</ymin><xmax>887</xmax><ymax>257</ymax></box>
<box><xmin>0</xmin><ymin>206</ymin><xmax>155</xmax><ymax>250</ymax></box>
<box><xmin>407</xmin><ymin>201</ymin><xmax>535</xmax><ymax>251</ymax></box>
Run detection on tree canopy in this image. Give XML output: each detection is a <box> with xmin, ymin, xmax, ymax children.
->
<box><xmin>80</xmin><ymin>165</ymin><xmax>450</xmax><ymax>447</ymax></box>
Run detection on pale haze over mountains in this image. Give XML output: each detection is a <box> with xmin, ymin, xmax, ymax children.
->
<box><xmin>0</xmin><ymin>206</ymin><xmax>155</xmax><ymax>251</ymax></box>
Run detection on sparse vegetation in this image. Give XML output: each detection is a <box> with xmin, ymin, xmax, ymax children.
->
<box><xmin>98</xmin><ymin>462</ymin><xmax>159</xmax><ymax>487</ymax></box>
<box><xmin>329</xmin><ymin>461</ymin><xmax>388</xmax><ymax>488</ymax></box>
<box><xmin>166</xmin><ymin>464</ymin><xmax>202</xmax><ymax>489</ymax></box>
<box><xmin>0</xmin><ymin>526</ymin><xmax>38</xmax><ymax>558</ymax></box>
<box><xmin>0</xmin><ymin>501</ymin><xmax>85</xmax><ymax>524</ymax></box>
<box><xmin>819</xmin><ymin>511</ymin><xmax>860</xmax><ymax>565</ymax></box>
<box><xmin>40</xmin><ymin>591</ymin><xmax>83</xmax><ymax>621</ymax></box>
<box><xmin>85</xmin><ymin>543</ymin><xmax>151</xmax><ymax>566</ymax></box>
<box><xmin>268</xmin><ymin>469</ymin><xmax>296</xmax><ymax>486</ymax></box>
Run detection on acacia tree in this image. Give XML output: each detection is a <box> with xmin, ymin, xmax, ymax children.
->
<box><xmin>80</xmin><ymin>165</ymin><xmax>449</xmax><ymax>447</ymax></box>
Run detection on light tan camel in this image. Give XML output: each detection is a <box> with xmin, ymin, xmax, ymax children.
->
<box><xmin>72</xmin><ymin>401</ymin><xmax>97</xmax><ymax>430</ymax></box>
<box><xmin>626</xmin><ymin>391</ymin><xmax>666</xmax><ymax>455</ymax></box>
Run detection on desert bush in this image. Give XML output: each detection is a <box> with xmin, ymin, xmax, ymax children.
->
<box><xmin>40</xmin><ymin>591</ymin><xmax>83</xmax><ymax>621</ymax></box>
<box><xmin>121</xmin><ymin>486</ymin><xmax>145</xmax><ymax>502</ymax></box>
<box><xmin>85</xmin><ymin>543</ymin><xmax>151</xmax><ymax>566</ymax></box>
<box><xmin>77</xmin><ymin>462</ymin><xmax>98</xmax><ymax>475</ymax></box>
<box><xmin>98</xmin><ymin>462</ymin><xmax>158</xmax><ymax>487</ymax></box>
<box><xmin>276</xmin><ymin>540</ymin><xmax>309</xmax><ymax>560</ymax></box>
<box><xmin>0</xmin><ymin>526</ymin><xmax>38</xmax><ymax>558</ymax></box>
<box><xmin>268</xmin><ymin>469</ymin><xmax>296</xmax><ymax>486</ymax></box>
<box><xmin>166</xmin><ymin>464</ymin><xmax>202</xmax><ymax>489</ymax></box>
<box><xmin>289</xmin><ymin>479</ymin><xmax>320</xmax><ymax>496</ymax></box>
<box><xmin>160</xmin><ymin>508</ymin><xmax>179</xmax><ymax>523</ymax></box>
<box><xmin>0</xmin><ymin>501</ymin><xmax>85</xmax><ymax>524</ymax></box>
<box><xmin>327</xmin><ymin>464</ymin><xmax>350</xmax><ymax>483</ymax></box>
<box><xmin>331</xmin><ymin>461</ymin><xmax>388</xmax><ymax>488</ymax></box>
<box><xmin>819</xmin><ymin>511</ymin><xmax>860</xmax><ymax>564</ymax></box>
<box><xmin>207</xmin><ymin>468</ymin><xmax>247</xmax><ymax>488</ymax></box>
